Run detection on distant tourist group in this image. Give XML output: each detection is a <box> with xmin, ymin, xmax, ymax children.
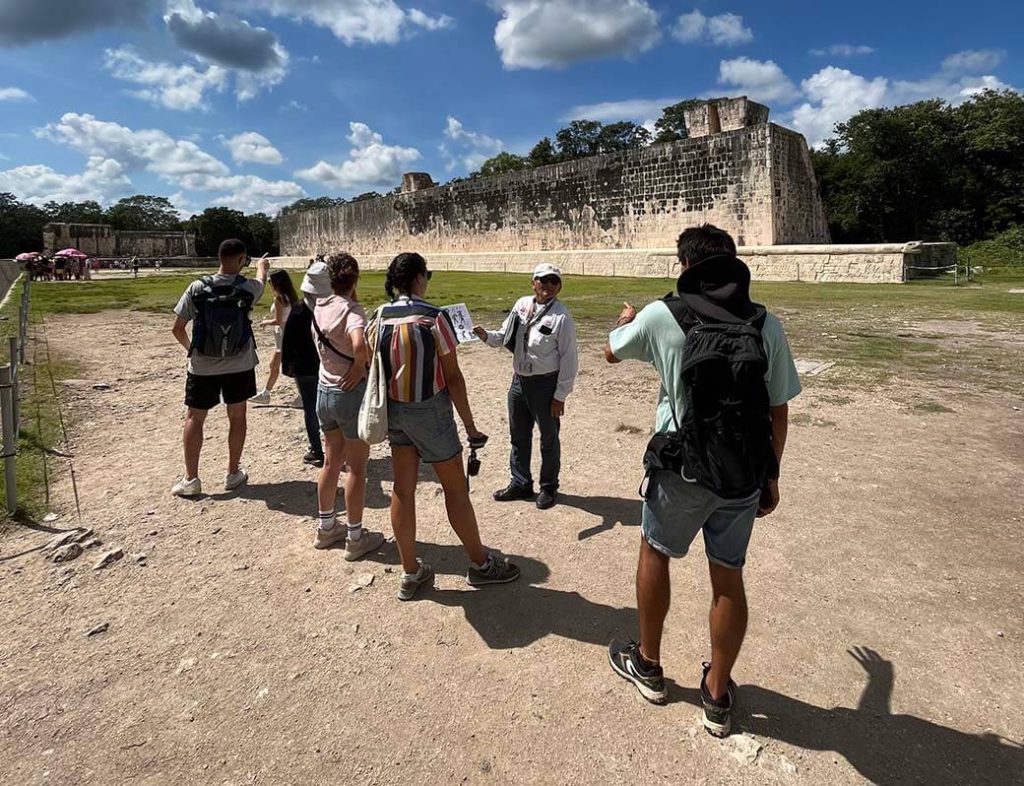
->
<box><xmin>168</xmin><ymin>224</ymin><xmax>801</xmax><ymax>738</ymax></box>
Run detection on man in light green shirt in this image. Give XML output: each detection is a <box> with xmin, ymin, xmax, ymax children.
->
<box><xmin>604</xmin><ymin>224</ymin><xmax>801</xmax><ymax>738</ymax></box>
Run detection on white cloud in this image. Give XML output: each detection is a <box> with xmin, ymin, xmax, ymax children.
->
<box><xmin>295</xmin><ymin>122</ymin><xmax>420</xmax><ymax>190</ymax></box>
<box><xmin>789</xmin><ymin>67</ymin><xmax>889</xmax><ymax>145</ymax></box>
<box><xmin>223</xmin><ymin>131</ymin><xmax>284</xmax><ymax>165</ymax></box>
<box><xmin>37</xmin><ymin>112</ymin><xmax>229</xmax><ymax>180</ymax></box>
<box><xmin>562</xmin><ymin>97</ymin><xmax>681</xmax><ymax>125</ymax></box>
<box><xmin>407</xmin><ymin>8</ymin><xmax>454</xmax><ymax>31</ymax></box>
<box><xmin>241</xmin><ymin>0</ymin><xmax>452</xmax><ymax>45</ymax></box>
<box><xmin>0</xmin><ymin>87</ymin><xmax>34</xmax><ymax>102</ymax></box>
<box><xmin>809</xmin><ymin>44</ymin><xmax>875</xmax><ymax>57</ymax></box>
<box><xmin>0</xmin><ymin>157</ymin><xmax>132</xmax><ymax>205</ymax></box>
<box><xmin>177</xmin><ymin>173</ymin><xmax>304</xmax><ymax>213</ymax></box>
<box><xmin>789</xmin><ymin>57</ymin><xmax>1016</xmax><ymax>146</ymax></box>
<box><xmin>440</xmin><ymin>116</ymin><xmax>503</xmax><ymax>172</ymax></box>
<box><xmin>673</xmin><ymin>10</ymin><xmax>752</xmax><ymax>46</ymax></box>
<box><xmin>103</xmin><ymin>47</ymin><xmax>229</xmax><ymax>111</ymax></box>
<box><xmin>718</xmin><ymin>57</ymin><xmax>799</xmax><ymax>103</ymax></box>
<box><xmin>165</xmin><ymin>0</ymin><xmax>289</xmax><ymax>73</ymax></box>
<box><xmin>493</xmin><ymin>0</ymin><xmax>661</xmax><ymax>70</ymax></box>
<box><xmin>941</xmin><ymin>49</ymin><xmax>1006</xmax><ymax>75</ymax></box>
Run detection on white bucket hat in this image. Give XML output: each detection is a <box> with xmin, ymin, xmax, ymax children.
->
<box><xmin>301</xmin><ymin>261</ymin><xmax>332</xmax><ymax>297</ymax></box>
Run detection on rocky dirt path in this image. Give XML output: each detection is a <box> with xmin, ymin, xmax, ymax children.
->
<box><xmin>1</xmin><ymin>311</ymin><xmax>1022</xmax><ymax>785</ymax></box>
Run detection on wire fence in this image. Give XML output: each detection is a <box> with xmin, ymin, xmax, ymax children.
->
<box><xmin>1</xmin><ymin>275</ymin><xmax>30</xmax><ymax>515</ymax></box>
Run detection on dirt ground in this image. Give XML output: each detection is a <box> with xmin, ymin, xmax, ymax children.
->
<box><xmin>1</xmin><ymin>311</ymin><xmax>1022</xmax><ymax>786</ymax></box>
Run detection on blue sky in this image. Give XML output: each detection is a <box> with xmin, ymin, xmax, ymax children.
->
<box><xmin>0</xmin><ymin>0</ymin><xmax>1020</xmax><ymax>216</ymax></box>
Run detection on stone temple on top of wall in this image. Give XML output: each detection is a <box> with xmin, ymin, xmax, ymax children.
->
<box><xmin>277</xmin><ymin>97</ymin><xmax>953</xmax><ymax>283</ymax></box>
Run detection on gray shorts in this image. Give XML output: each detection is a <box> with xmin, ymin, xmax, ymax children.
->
<box><xmin>388</xmin><ymin>390</ymin><xmax>462</xmax><ymax>464</ymax></box>
<box><xmin>316</xmin><ymin>381</ymin><xmax>366</xmax><ymax>440</ymax></box>
<box><xmin>642</xmin><ymin>471</ymin><xmax>759</xmax><ymax>569</ymax></box>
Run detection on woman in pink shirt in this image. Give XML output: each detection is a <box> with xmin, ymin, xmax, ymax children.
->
<box><xmin>310</xmin><ymin>253</ymin><xmax>385</xmax><ymax>562</ymax></box>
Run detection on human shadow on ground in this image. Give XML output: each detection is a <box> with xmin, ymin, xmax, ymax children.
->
<box><xmin>558</xmin><ymin>493</ymin><xmax>643</xmax><ymax>541</ymax></box>
<box><xmin>668</xmin><ymin>647</ymin><xmax>1024</xmax><ymax>785</ymax></box>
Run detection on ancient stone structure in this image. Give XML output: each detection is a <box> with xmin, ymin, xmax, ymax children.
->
<box><xmin>279</xmin><ymin>98</ymin><xmax>830</xmax><ymax>261</ymax></box>
<box><xmin>43</xmin><ymin>223</ymin><xmax>196</xmax><ymax>258</ymax></box>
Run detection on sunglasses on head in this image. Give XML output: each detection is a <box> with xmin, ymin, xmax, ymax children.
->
<box><xmin>536</xmin><ymin>275</ymin><xmax>560</xmax><ymax>285</ymax></box>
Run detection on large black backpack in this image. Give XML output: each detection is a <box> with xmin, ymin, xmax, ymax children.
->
<box><xmin>643</xmin><ymin>254</ymin><xmax>777</xmax><ymax>499</ymax></box>
<box><xmin>280</xmin><ymin>301</ymin><xmax>320</xmax><ymax>378</ymax></box>
<box><xmin>189</xmin><ymin>275</ymin><xmax>255</xmax><ymax>358</ymax></box>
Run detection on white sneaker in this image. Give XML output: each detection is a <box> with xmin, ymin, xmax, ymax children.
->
<box><xmin>250</xmin><ymin>390</ymin><xmax>271</xmax><ymax>406</ymax></box>
<box><xmin>344</xmin><ymin>530</ymin><xmax>386</xmax><ymax>562</ymax></box>
<box><xmin>224</xmin><ymin>469</ymin><xmax>248</xmax><ymax>491</ymax></box>
<box><xmin>171</xmin><ymin>476</ymin><xmax>202</xmax><ymax>497</ymax></box>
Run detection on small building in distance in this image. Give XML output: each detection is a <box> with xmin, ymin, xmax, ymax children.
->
<box><xmin>43</xmin><ymin>223</ymin><xmax>196</xmax><ymax>258</ymax></box>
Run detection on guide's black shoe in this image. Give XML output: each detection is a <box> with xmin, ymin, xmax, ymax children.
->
<box><xmin>700</xmin><ymin>662</ymin><xmax>737</xmax><ymax>738</ymax></box>
<box><xmin>608</xmin><ymin>639</ymin><xmax>667</xmax><ymax>705</ymax></box>
<box><xmin>536</xmin><ymin>488</ymin><xmax>557</xmax><ymax>510</ymax></box>
<box><xmin>303</xmin><ymin>450</ymin><xmax>325</xmax><ymax>468</ymax></box>
<box><xmin>493</xmin><ymin>482</ymin><xmax>535</xmax><ymax>502</ymax></box>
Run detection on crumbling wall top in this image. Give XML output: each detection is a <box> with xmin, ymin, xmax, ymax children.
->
<box><xmin>684</xmin><ymin>97</ymin><xmax>770</xmax><ymax>138</ymax></box>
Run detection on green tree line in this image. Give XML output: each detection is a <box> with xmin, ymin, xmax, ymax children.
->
<box><xmin>0</xmin><ymin>194</ymin><xmax>278</xmax><ymax>258</ymax></box>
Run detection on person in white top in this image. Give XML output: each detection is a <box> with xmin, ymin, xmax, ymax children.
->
<box><xmin>474</xmin><ymin>263</ymin><xmax>579</xmax><ymax>510</ymax></box>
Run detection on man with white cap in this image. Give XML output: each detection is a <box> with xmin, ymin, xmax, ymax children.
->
<box><xmin>473</xmin><ymin>263</ymin><xmax>579</xmax><ymax>509</ymax></box>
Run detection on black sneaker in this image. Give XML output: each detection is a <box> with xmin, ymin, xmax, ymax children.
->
<box><xmin>466</xmin><ymin>553</ymin><xmax>521</xmax><ymax>586</ymax></box>
<box><xmin>608</xmin><ymin>639</ymin><xmax>667</xmax><ymax>705</ymax></box>
<box><xmin>493</xmin><ymin>482</ymin><xmax>535</xmax><ymax>502</ymax></box>
<box><xmin>303</xmin><ymin>450</ymin><xmax>324</xmax><ymax>468</ymax></box>
<box><xmin>700</xmin><ymin>662</ymin><xmax>737</xmax><ymax>737</ymax></box>
<box><xmin>536</xmin><ymin>488</ymin><xmax>557</xmax><ymax>510</ymax></box>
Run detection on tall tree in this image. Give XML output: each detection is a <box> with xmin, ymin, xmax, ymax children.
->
<box><xmin>185</xmin><ymin>207</ymin><xmax>252</xmax><ymax>257</ymax></box>
<box><xmin>0</xmin><ymin>193</ymin><xmax>48</xmax><ymax>258</ymax></box>
<box><xmin>279</xmin><ymin>196</ymin><xmax>347</xmax><ymax>216</ymax></box>
<box><xmin>475</xmin><ymin>152</ymin><xmax>528</xmax><ymax>178</ymax></box>
<box><xmin>595</xmin><ymin>121</ymin><xmax>651</xmax><ymax>153</ymax></box>
<box><xmin>106</xmin><ymin>195</ymin><xmax>182</xmax><ymax>231</ymax></box>
<box><xmin>555</xmin><ymin>120</ymin><xmax>603</xmax><ymax>160</ymax></box>
<box><xmin>246</xmin><ymin>212</ymin><xmax>277</xmax><ymax>256</ymax></box>
<box><xmin>527</xmin><ymin>137</ymin><xmax>558</xmax><ymax>168</ymax></box>
<box><xmin>44</xmin><ymin>200</ymin><xmax>106</xmax><ymax>225</ymax></box>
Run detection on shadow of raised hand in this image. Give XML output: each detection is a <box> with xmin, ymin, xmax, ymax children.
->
<box><xmin>848</xmin><ymin>645</ymin><xmax>894</xmax><ymax>716</ymax></box>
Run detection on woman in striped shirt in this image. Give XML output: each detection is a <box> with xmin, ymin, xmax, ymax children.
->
<box><xmin>375</xmin><ymin>253</ymin><xmax>520</xmax><ymax>600</ymax></box>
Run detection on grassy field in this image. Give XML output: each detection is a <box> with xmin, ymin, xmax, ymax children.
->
<box><xmin>6</xmin><ymin>266</ymin><xmax>1021</xmax><ymax>518</ymax></box>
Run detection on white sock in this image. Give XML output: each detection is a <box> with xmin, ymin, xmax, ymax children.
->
<box><xmin>347</xmin><ymin>522</ymin><xmax>363</xmax><ymax>541</ymax></box>
<box><xmin>318</xmin><ymin>510</ymin><xmax>336</xmax><ymax>531</ymax></box>
<box><xmin>472</xmin><ymin>553</ymin><xmax>492</xmax><ymax>571</ymax></box>
<box><xmin>402</xmin><ymin>563</ymin><xmax>423</xmax><ymax>579</ymax></box>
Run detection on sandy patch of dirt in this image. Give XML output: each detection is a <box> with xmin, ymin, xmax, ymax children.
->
<box><xmin>1</xmin><ymin>311</ymin><xmax>1022</xmax><ymax>785</ymax></box>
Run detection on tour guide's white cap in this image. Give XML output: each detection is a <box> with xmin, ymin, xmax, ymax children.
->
<box><xmin>533</xmin><ymin>262</ymin><xmax>562</xmax><ymax>280</ymax></box>
<box><xmin>301</xmin><ymin>261</ymin><xmax>332</xmax><ymax>297</ymax></box>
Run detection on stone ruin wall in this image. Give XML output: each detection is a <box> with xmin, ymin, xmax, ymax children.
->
<box><xmin>280</xmin><ymin>107</ymin><xmax>831</xmax><ymax>260</ymax></box>
<box><xmin>43</xmin><ymin>223</ymin><xmax>196</xmax><ymax>258</ymax></box>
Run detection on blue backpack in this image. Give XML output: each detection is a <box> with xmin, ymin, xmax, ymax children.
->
<box><xmin>189</xmin><ymin>275</ymin><xmax>255</xmax><ymax>358</ymax></box>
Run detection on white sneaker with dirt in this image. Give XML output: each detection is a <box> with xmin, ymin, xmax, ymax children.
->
<box><xmin>171</xmin><ymin>476</ymin><xmax>202</xmax><ymax>497</ymax></box>
<box><xmin>250</xmin><ymin>390</ymin><xmax>271</xmax><ymax>406</ymax></box>
<box><xmin>224</xmin><ymin>469</ymin><xmax>248</xmax><ymax>491</ymax></box>
<box><xmin>344</xmin><ymin>530</ymin><xmax>386</xmax><ymax>562</ymax></box>
<box><xmin>313</xmin><ymin>524</ymin><xmax>347</xmax><ymax>550</ymax></box>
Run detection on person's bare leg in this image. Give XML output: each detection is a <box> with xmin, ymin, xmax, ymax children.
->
<box><xmin>225</xmin><ymin>402</ymin><xmax>247</xmax><ymax>475</ymax></box>
<box><xmin>706</xmin><ymin>562</ymin><xmax>748</xmax><ymax>700</ymax></box>
<box><xmin>432</xmin><ymin>456</ymin><xmax>487</xmax><ymax>566</ymax></box>
<box><xmin>265</xmin><ymin>352</ymin><xmax>281</xmax><ymax>392</ymax></box>
<box><xmin>342</xmin><ymin>438</ymin><xmax>370</xmax><ymax>526</ymax></box>
<box><xmin>637</xmin><ymin>538</ymin><xmax>671</xmax><ymax>663</ymax></box>
<box><xmin>183</xmin><ymin>407</ymin><xmax>207</xmax><ymax>479</ymax></box>
<box><xmin>390</xmin><ymin>446</ymin><xmax>421</xmax><ymax>574</ymax></box>
<box><xmin>317</xmin><ymin>429</ymin><xmax>346</xmax><ymax>513</ymax></box>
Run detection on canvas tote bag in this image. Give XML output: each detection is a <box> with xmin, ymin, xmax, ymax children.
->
<box><xmin>358</xmin><ymin>308</ymin><xmax>388</xmax><ymax>444</ymax></box>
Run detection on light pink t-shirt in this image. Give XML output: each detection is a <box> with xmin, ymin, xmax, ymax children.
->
<box><xmin>313</xmin><ymin>295</ymin><xmax>367</xmax><ymax>388</ymax></box>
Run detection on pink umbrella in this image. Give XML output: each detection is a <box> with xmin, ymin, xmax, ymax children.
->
<box><xmin>15</xmin><ymin>252</ymin><xmax>42</xmax><ymax>262</ymax></box>
<box><xmin>54</xmin><ymin>248</ymin><xmax>89</xmax><ymax>259</ymax></box>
